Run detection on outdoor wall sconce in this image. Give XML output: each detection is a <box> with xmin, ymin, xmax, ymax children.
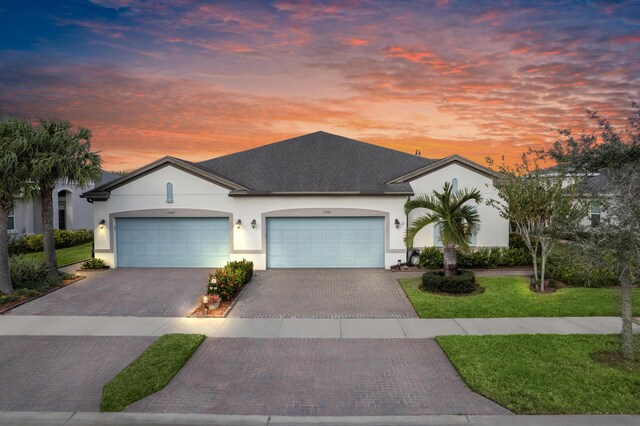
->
<box><xmin>99</xmin><ymin>219</ymin><xmax>106</xmax><ymax>229</ymax></box>
<box><xmin>236</xmin><ymin>219</ymin><xmax>242</xmax><ymax>229</ymax></box>
<box><xmin>251</xmin><ymin>219</ymin><xmax>257</xmax><ymax>229</ymax></box>
<box><xmin>394</xmin><ymin>218</ymin><xmax>400</xmax><ymax>229</ymax></box>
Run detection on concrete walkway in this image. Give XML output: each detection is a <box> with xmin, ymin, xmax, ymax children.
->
<box><xmin>0</xmin><ymin>315</ymin><xmax>637</xmax><ymax>338</ymax></box>
<box><xmin>1</xmin><ymin>412</ymin><xmax>638</xmax><ymax>425</ymax></box>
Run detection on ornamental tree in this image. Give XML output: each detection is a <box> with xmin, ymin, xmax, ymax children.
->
<box><xmin>486</xmin><ymin>154</ymin><xmax>587</xmax><ymax>291</ymax></box>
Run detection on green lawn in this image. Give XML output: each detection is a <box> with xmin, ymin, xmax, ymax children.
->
<box><xmin>20</xmin><ymin>242</ymin><xmax>92</xmax><ymax>267</ymax></box>
<box><xmin>437</xmin><ymin>334</ymin><xmax>640</xmax><ymax>414</ymax></box>
<box><xmin>399</xmin><ymin>275</ymin><xmax>640</xmax><ymax>318</ymax></box>
<box><xmin>101</xmin><ymin>334</ymin><xmax>205</xmax><ymax>412</ymax></box>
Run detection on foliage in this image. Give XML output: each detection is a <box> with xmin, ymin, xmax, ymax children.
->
<box><xmin>0</xmin><ymin>288</ymin><xmax>42</xmax><ymax>305</ymax></box>
<box><xmin>8</xmin><ymin>229</ymin><xmax>93</xmax><ymax>255</ymax></box>
<box><xmin>486</xmin><ymin>153</ymin><xmax>587</xmax><ymax>290</ymax></box>
<box><xmin>539</xmin><ymin>102</ymin><xmax>640</xmax><ymax>360</ymax></box>
<box><xmin>547</xmin><ymin>246</ymin><xmax>618</xmax><ymax>288</ymax></box>
<box><xmin>101</xmin><ymin>334</ymin><xmax>205</xmax><ymax>412</ymax></box>
<box><xmin>421</xmin><ymin>270</ymin><xmax>476</xmax><ymax>294</ymax></box>
<box><xmin>81</xmin><ymin>257</ymin><xmax>109</xmax><ymax>270</ymax></box>
<box><xmin>437</xmin><ymin>334</ymin><xmax>640</xmax><ymax>414</ymax></box>
<box><xmin>418</xmin><ymin>246</ymin><xmax>529</xmax><ymax>269</ymax></box>
<box><xmin>0</xmin><ymin>116</ymin><xmax>35</xmax><ymax>294</ymax></box>
<box><xmin>508</xmin><ymin>233</ymin><xmax>528</xmax><ymax>250</ymax></box>
<box><xmin>405</xmin><ymin>182</ymin><xmax>482</xmax><ymax>277</ymax></box>
<box><xmin>399</xmin><ymin>275</ymin><xmax>640</xmax><ymax>318</ymax></box>
<box><xmin>8</xmin><ymin>256</ymin><xmax>49</xmax><ymax>290</ymax></box>
<box><xmin>208</xmin><ymin>259</ymin><xmax>253</xmax><ymax>301</ymax></box>
<box><xmin>31</xmin><ymin>118</ymin><xmax>103</xmax><ymax>280</ymax></box>
<box><xmin>418</xmin><ymin>247</ymin><xmax>444</xmax><ymax>268</ymax></box>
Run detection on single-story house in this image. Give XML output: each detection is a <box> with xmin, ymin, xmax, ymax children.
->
<box><xmin>8</xmin><ymin>171</ymin><xmax>120</xmax><ymax>238</ymax></box>
<box><xmin>82</xmin><ymin>132</ymin><xmax>509</xmax><ymax>269</ymax></box>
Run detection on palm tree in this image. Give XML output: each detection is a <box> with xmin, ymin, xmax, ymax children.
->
<box><xmin>404</xmin><ymin>182</ymin><xmax>482</xmax><ymax>277</ymax></box>
<box><xmin>0</xmin><ymin>117</ymin><xmax>34</xmax><ymax>293</ymax></box>
<box><xmin>32</xmin><ymin>119</ymin><xmax>102</xmax><ymax>279</ymax></box>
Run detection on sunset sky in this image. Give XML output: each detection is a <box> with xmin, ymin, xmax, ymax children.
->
<box><xmin>1</xmin><ymin>0</ymin><xmax>639</xmax><ymax>170</ymax></box>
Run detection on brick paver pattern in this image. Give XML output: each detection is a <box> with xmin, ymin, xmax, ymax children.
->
<box><xmin>0</xmin><ymin>336</ymin><xmax>155</xmax><ymax>412</ymax></box>
<box><xmin>9</xmin><ymin>268</ymin><xmax>209</xmax><ymax>317</ymax></box>
<box><xmin>229</xmin><ymin>269</ymin><xmax>417</xmax><ymax>318</ymax></box>
<box><xmin>127</xmin><ymin>338</ymin><xmax>510</xmax><ymax>416</ymax></box>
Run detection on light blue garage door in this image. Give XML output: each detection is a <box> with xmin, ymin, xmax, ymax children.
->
<box><xmin>267</xmin><ymin>217</ymin><xmax>385</xmax><ymax>268</ymax></box>
<box><xmin>116</xmin><ymin>218</ymin><xmax>230</xmax><ymax>267</ymax></box>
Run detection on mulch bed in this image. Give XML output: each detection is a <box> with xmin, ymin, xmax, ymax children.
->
<box><xmin>0</xmin><ymin>275</ymin><xmax>85</xmax><ymax>314</ymax></box>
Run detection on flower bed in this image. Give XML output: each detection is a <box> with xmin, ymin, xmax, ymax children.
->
<box><xmin>190</xmin><ymin>259</ymin><xmax>254</xmax><ymax>318</ymax></box>
<box><xmin>0</xmin><ymin>275</ymin><xmax>85</xmax><ymax>314</ymax></box>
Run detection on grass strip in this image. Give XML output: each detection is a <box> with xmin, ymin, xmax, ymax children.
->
<box><xmin>20</xmin><ymin>241</ymin><xmax>93</xmax><ymax>267</ymax></box>
<box><xmin>101</xmin><ymin>334</ymin><xmax>205</xmax><ymax>412</ymax></box>
<box><xmin>436</xmin><ymin>334</ymin><xmax>640</xmax><ymax>414</ymax></box>
<box><xmin>399</xmin><ymin>275</ymin><xmax>640</xmax><ymax>318</ymax></box>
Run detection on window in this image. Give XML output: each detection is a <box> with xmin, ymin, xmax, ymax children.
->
<box><xmin>590</xmin><ymin>204</ymin><xmax>601</xmax><ymax>227</ymax></box>
<box><xmin>8</xmin><ymin>206</ymin><xmax>14</xmax><ymax>231</ymax></box>
<box><xmin>434</xmin><ymin>223</ymin><xmax>442</xmax><ymax>247</ymax></box>
<box><xmin>166</xmin><ymin>182</ymin><xmax>174</xmax><ymax>204</ymax></box>
<box><xmin>451</xmin><ymin>178</ymin><xmax>458</xmax><ymax>194</ymax></box>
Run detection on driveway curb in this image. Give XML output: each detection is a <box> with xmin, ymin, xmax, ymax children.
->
<box><xmin>0</xmin><ymin>412</ymin><xmax>638</xmax><ymax>426</ymax></box>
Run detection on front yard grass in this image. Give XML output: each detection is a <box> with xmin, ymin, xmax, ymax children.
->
<box><xmin>20</xmin><ymin>242</ymin><xmax>92</xmax><ymax>267</ymax></box>
<box><xmin>437</xmin><ymin>334</ymin><xmax>640</xmax><ymax>414</ymax></box>
<box><xmin>399</xmin><ymin>275</ymin><xmax>640</xmax><ymax>318</ymax></box>
<box><xmin>101</xmin><ymin>334</ymin><xmax>205</xmax><ymax>412</ymax></box>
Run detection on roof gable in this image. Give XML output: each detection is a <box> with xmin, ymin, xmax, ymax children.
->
<box><xmin>81</xmin><ymin>156</ymin><xmax>247</xmax><ymax>201</ymax></box>
<box><xmin>389</xmin><ymin>154</ymin><xmax>499</xmax><ymax>183</ymax></box>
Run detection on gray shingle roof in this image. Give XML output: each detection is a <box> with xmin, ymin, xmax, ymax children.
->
<box><xmin>96</xmin><ymin>171</ymin><xmax>121</xmax><ymax>186</ymax></box>
<box><xmin>197</xmin><ymin>131</ymin><xmax>435</xmax><ymax>194</ymax></box>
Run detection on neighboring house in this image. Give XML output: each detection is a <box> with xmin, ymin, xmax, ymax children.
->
<box><xmin>82</xmin><ymin>132</ymin><xmax>509</xmax><ymax>269</ymax></box>
<box><xmin>8</xmin><ymin>171</ymin><xmax>120</xmax><ymax>238</ymax></box>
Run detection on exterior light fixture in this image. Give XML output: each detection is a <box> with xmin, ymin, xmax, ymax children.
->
<box><xmin>99</xmin><ymin>219</ymin><xmax>106</xmax><ymax>229</ymax></box>
<box><xmin>202</xmin><ymin>295</ymin><xmax>209</xmax><ymax>315</ymax></box>
<box><xmin>394</xmin><ymin>218</ymin><xmax>400</xmax><ymax>229</ymax></box>
<box><xmin>397</xmin><ymin>259</ymin><xmax>402</xmax><ymax>267</ymax></box>
<box><xmin>251</xmin><ymin>219</ymin><xmax>256</xmax><ymax>229</ymax></box>
<box><xmin>202</xmin><ymin>295</ymin><xmax>208</xmax><ymax>305</ymax></box>
<box><xmin>236</xmin><ymin>219</ymin><xmax>242</xmax><ymax>229</ymax></box>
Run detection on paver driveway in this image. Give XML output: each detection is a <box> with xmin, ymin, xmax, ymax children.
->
<box><xmin>128</xmin><ymin>338</ymin><xmax>509</xmax><ymax>416</ymax></box>
<box><xmin>8</xmin><ymin>268</ymin><xmax>209</xmax><ymax>317</ymax></box>
<box><xmin>229</xmin><ymin>269</ymin><xmax>417</xmax><ymax>318</ymax></box>
<box><xmin>0</xmin><ymin>336</ymin><xmax>155</xmax><ymax>411</ymax></box>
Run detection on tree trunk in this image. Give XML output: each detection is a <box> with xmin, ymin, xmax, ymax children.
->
<box><xmin>620</xmin><ymin>267</ymin><xmax>635</xmax><ymax>361</ymax></box>
<box><xmin>0</xmin><ymin>204</ymin><xmax>12</xmax><ymax>294</ymax></box>
<box><xmin>539</xmin><ymin>252</ymin><xmax>546</xmax><ymax>292</ymax></box>
<box><xmin>41</xmin><ymin>186</ymin><xmax>58</xmax><ymax>280</ymax></box>
<box><xmin>443</xmin><ymin>244</ymin><xmax>457</xmax><ymax>277</ymax></box>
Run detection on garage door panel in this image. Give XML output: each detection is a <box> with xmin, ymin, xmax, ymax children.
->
<box><xmin>117</xmin><ymin>218</ymin><xmax>230</xmax><ymax>268</ymax></box>
<box><xmin>267</xmin><ymin>217</ymin><xmax>384</xmax><ymax>268</ymax></box>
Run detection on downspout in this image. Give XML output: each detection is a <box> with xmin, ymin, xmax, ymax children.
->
<box><xmin>406</xmin><ymin>195</ymin><xmax>410</xmax><ymax>263</ymax></box>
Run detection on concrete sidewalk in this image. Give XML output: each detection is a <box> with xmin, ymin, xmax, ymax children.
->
<box><xmin>1</xmin><ymin>412</ymin><xmax>639</xmax><ymax>426</ymax></box>
<box><xmin>0</xmin><ymin>315</ymin><xmax>637</xmax><ymax>338</ymax></box>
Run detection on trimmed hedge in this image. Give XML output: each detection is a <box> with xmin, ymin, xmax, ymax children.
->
<box><xmin>208</xmin><ymin>259</ymin><xmax>253</xmax><ymax>301</ymax></box>
<box><xmin>418</xmin><ymin>246</ymin><xmax>530</xmax><ymax>269</ymax></box>
<box><xmin>421</xmin><ymin>270</ymin><xmax>476</xmax><ymax>294</ymax></box>
<box><xmin>8</xmin><ymin>229</ymin><xmax>93</xmax><ymax>255</ymax></box>
<box><xmin>547</xmin><ymin>249</ymin><xmax>618</xmax><ymax>288</ymax></box>
<box><xmin>81</xmin><ymin>258</ymin><xmax>110</xmax><ymax>270</ymax></box>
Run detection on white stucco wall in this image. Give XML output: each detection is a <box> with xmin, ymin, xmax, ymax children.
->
<box><xmin>91</xmin><ymin>162</ymin><xmax>510</xmax><ymax>269</ymax></box>
<box><xmin>407</xmin><ymin>163</ymin><xmax>509</xmax><ymax>249</ymax></box>
<box><xmin>92</xmin><ymin>165</ymin><xmax>409</xmax><ymax>269</ymax></box>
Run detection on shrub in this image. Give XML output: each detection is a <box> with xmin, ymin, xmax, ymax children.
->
<box><xmin>0</xmin><ymin>288</ymin><xmax>42</xmax><ymax>304</ymax></box>
<box><xmin>421</xmin><ymin>270</ymin><xmax>476</xmax><ymax>294</ymax></box>
<box><xmin>547</xmin><ymin>250</ymin><xmax>618</xmax><ymax>288</ymax></box>
<box><xmin>9</xmin><ymin>256</ymin><xmax>49</xmax><ymax>290</ymax></box>
<box><xmin>8</xmin><ymin>229</ymin><xmax>93</xmax><ymax>255</ymax></box>
<box><xmin>419</xmin><ymin>247</ymin><xmax>444</xmax><ymax>268</ymax></box>
<box><xmin>419</xmin><ymin>246</ymin><xmax>530</xmax><ymax>269</ymax></box>
<box><xmin>500</xmin><ymin>247</ymin><xmax>531</xmax><ymax>267</ymax></box>
<box><xmin>208</xmin><ymin>259</ymin><xmax>254</xmax><ymax>301</ymax></box>
<box><xmin>81</xmin><ymin>258</ymin><xmax>109</xmax><ymax>270</ymax></box>
<box><xmin>508</xmin><ymin>233</ymin><xmax>528</xmax><ymax>250</ymax></box>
